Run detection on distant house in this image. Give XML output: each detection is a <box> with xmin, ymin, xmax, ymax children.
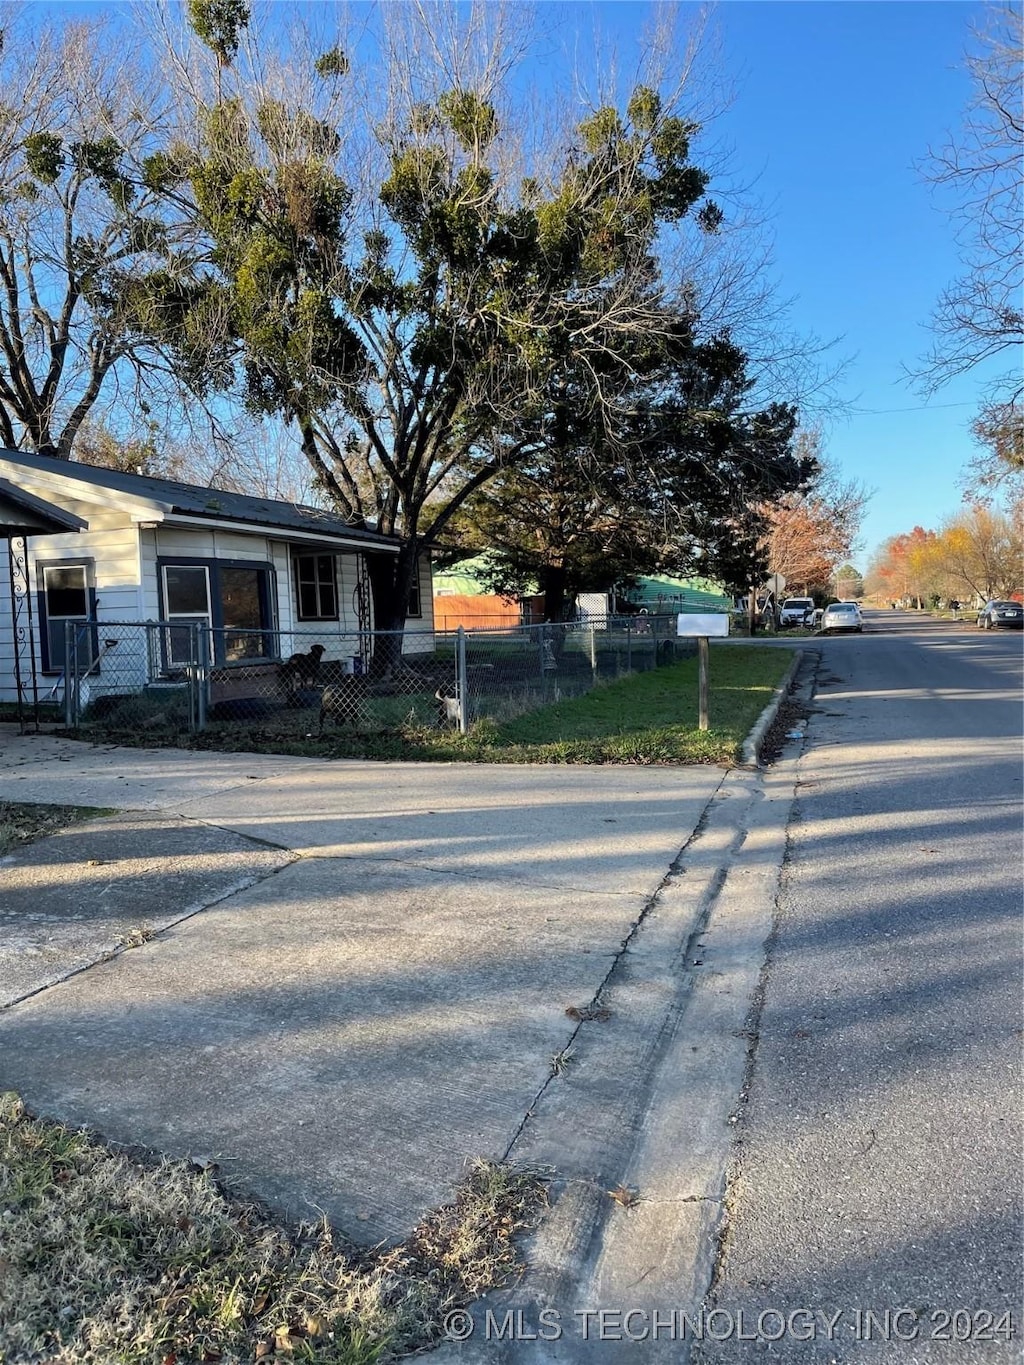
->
<box><xmin>575</xmin><ymin>576</ymin><xmax>732</xmax><ymax>623</ymax></box>
<box><xmin>433</xmin><ymin>560</ymin><xmax>731</xmax><ymax>630</ymax></box>
<box><xmin>432</xmin><ymin>558</ymin><xmax>542</xmax><ymax>631</ymax></box>
<box><xmin>0</xmin><ymin>449</ymin><xmax>433</xmax><ymax>707</ymax></box>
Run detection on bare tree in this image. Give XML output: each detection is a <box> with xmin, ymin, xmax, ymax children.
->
<box><xmin>75</xmin><ymin>408</ymin><xmax>316</xmax><ymax>501</ymax></box>
<box><xmin>918</xmin><ymin>3</ymin><xmax>1022</xmax><ymax>486</ymax></box>
<box><xmin>0</xmin><ymin>13</ymin><xmax>207</xmax><ymax>457</ymax></box>
<box><xmin>963</xmin><ymin>396</ymin><xmax>1024</xmax><ymax>496</ymax></box>
<box><xmin>920</xmin><ymin>4</ymin><xmax>1022</xmax><ymax>389</ymax></box>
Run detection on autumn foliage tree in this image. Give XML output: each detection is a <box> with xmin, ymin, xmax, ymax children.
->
<box><xmin>933</xmin><ymin>503</ymin><xmax>1022</xmax><ymax>600</ymax></box>
<box><xmin>758</xmin><ymin>433</ymin><xmax>871</xmax><ymax>594</ymax></box>
<box><xmin>867</xmin><ymin>508</ymin><xmax>1021</xmax><ymax>604</ymax></box>
<box><xmin>866</xmin><ymin>527</ymin><xmax>937</xmax><ymax>606</ymax></box>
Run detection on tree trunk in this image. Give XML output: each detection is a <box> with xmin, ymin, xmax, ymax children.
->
<box><xmin>541</xmin><ymin>564</ymin><xmax>572</xmax><ymax>624</ymax></box>
<box><xmin>364</xmin><ymin>545</ymin><xmax>419</xmax><ymax>678</ymax></box>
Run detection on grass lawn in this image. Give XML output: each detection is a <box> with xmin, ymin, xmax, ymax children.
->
<box><xmin>175</xmin><ymin>643</ymin><xmax>796</xmax><ymax>765</ymax></box>
<box><xmin>0</xmin><ymin>1093</ymin><xmax>544</xmax><ymax>1364</ymax></box>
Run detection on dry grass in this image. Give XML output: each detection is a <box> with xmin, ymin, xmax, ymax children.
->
<box><xmin>0</xmin><ymin>803</ymin><xmax>112</xmax><ymax>857</ymax></box>
<box><xmin>0</xmin><ymin>1093</ymin><xmax>545</xmax><ymax>1364</ymax></box>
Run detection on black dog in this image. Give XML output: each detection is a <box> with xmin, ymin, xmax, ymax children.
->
<box><xmin>280</xmin><ymin>643</ymin><xmax>326</xmax><ymax>689</ymax></box>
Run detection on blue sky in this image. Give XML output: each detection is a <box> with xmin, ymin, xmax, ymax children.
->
<box><xmin>43</xmin><ymin>1</ymin><xmax>1007</xmax><ymax>566</ymax></box>
<box><xmin>600</xmin><ymin>0</ymin><xmax>1001</xmax><ymax>567</ymax></box>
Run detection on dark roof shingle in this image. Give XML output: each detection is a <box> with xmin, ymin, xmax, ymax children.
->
<box><xmin>0</xmin><ymin>449</ymin><xmax>397</xmax><ymax>550</ymax></box>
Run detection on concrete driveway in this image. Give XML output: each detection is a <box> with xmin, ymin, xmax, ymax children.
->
<box><xmin>0</xmin><ymin>731</ymin><xmax>725</xmax><ymax>1244</ymax></box>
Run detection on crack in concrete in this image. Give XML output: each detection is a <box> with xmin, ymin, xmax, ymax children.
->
<box><xmin>1</xmin><ymin>845</ymin><xmax>300</xmax><ymax>1012</ymax></box>
<box><xmin>501</xmin><ymin>769</ymin><xmax>731</xmax><ymax>1164</ymax></box>
<box><xmin>702</xmin><ymin>651</ymin><xmax>818</xmax><ymax>1306</ymax></box>
<box><xmin>180</xmin><ymin>822</ymin><xmax>676</xmax><ymax>899</ymax></box>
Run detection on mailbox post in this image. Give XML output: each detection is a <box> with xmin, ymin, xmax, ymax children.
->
<box><xmin>676</xmin><ymin>613</ymin><xmax>730</xmax><ymax>731</ymax></box>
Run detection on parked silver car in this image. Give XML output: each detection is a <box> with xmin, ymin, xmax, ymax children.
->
<box><xmin>820</xmin><ymin>602</ymin><xmax>863</xmax><ymax>634</ymax></box>
<box><xmin>976</xmin><ymin>600</ymin><xmax>1023</xmax><ymax>629</ymax></box>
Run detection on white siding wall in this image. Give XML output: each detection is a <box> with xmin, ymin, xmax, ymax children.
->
<box><xmin>2</xmin><ymin>512</ymin><xmax>430</xmax><ymax>700</ymax></box>
<box><xmin>0</xmin><ymin>548</ymin><xmax>20</xmax><ymax>704</ymax></box>
<box><xmin>403</xmin><ymin>555</ymin><xmax>435</xmax><ymax>655</ymax></box>
<box><xmin>0</xmin><ymin>524</ymin><xmax>143</xmax><ymax>703</ymax></box>
<box><xmin>151</xmin><ymin>525</ymin><xmax>275</xmax><ymax>564</ymax></box>
<box><xmin>271</xmin><ymin>542</ymin><xmax>293</xmax><ymax>639</ymax></box>
<box><xmin>282</xmin><ymin>548</ymin><xmax>364</xmax><ymax>669</ymax></box>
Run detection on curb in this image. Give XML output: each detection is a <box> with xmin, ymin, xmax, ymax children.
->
<box><xmin>740</xmin><ymin>647</ymin><xmax>804</xmax><ymax>768</ymax></box>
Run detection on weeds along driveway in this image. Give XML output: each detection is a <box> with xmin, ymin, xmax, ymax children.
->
<box><xmin>0</xmin><ymin>736</ymin><xmax>725</xmax><ymax>1245</ymax></box>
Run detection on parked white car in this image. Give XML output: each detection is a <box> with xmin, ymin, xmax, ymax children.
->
<box><xmin>779</xmin><ymin>597</ymin><xmax>815</xmax><ymax>627</ymax></box>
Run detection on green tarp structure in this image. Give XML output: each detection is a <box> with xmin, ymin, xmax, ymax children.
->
<box><xmin>434</xmin><ymin>560</ymin><xmax>732</xmax><ymax>614</ymax></box>
<box><xmin>623</xmin><ymin>575</ymin><xmax>731</xmax><ymax>613</ymax></box>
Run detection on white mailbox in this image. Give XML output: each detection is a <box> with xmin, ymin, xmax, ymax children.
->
<box><xmin>677</xmin><ymin>613</ymin><xmax>730</xmax><ymax>638</ymax></box>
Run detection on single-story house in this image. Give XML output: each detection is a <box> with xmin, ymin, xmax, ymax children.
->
<box><xmin>0</xmin><ymin>449</ymin><xmax>433</xmax><ymax>708</ymax></box>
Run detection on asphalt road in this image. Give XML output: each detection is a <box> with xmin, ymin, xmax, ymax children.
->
<box><xmin>696</xmin><ymin>610</ymin><xmax>1023</xmax><ymax>1364</ymax></box>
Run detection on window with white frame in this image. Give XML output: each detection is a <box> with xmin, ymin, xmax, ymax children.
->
<box><xmin>162</xmin><ymin>564</ymin><xmax>211</xmax><ymax>667</ymax></box>
<box><xmin>39</xmin><ymin>561</ymin><xmax>97</xmax><ymax>673</ymax></box>
<box><xmin>293</xmin><ymin>554</ymin><xmax>338</xmax><ymax>620</ymax></box>
<box><xmin>160</xmin><ymin>559</ymin><xmax>276</xmax><ymax>667</ymax></box>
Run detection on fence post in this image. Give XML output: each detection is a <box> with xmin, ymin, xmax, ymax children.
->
<box><xmin>146</xmin><ymin>622</ymin><xmax>159</xmax><ymax>684</ymax></box>
<box><xmin>192</xmin><ymin>623</ymin><xmax>209</xmax><ymax>732</ymax></box>
<box><xmin>456</xmin><ymin>625</ymin><xmax>469</xmax><ymax>734</ymax></box>
<box><xmin>589</xmin><ymin>622</ymin><xmax>597</xmax><ymax>677</ymax></box>
<box><xmin>698</xmin><ymin>636</ymin><xmax>710</xmax><ymax>731</ymax></box>
<box><xmin>626</xmin><ymin>619</ymin><xmax>632</xmax><ymax>673</ymax></box>
<box><xmin>63</xmin><ymin>621</ymin><xmax>75</xmax><ymax>727</ymax></box>
<box><xmin>71</xmin><ymin>623</ymin><xmax>82</xmax><ymax>725</ymax></box>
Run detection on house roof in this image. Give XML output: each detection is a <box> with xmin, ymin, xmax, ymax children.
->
<box><xmin>0</xmin><ymin>477</ymin><xmax>87</xmax><ymax>538</ymax></box>
<box><xmin>0</xmin><ymin>449</ymin><xmax>398</xmax><ymax>553</ymax></box>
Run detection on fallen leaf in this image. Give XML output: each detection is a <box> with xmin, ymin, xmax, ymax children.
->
<box><xmin>274</xmin><ymin>1326</ymin><xmax>296</xmax><ymax>1354</ymax></box>
<box><xmin>607</xmin><ymin>1185</ymin><xmax>639</xmax><ymax>1208</ymax></box>
<box><xmin>565</xmin><ymin>1004</ymin><xmax>612</xmax><ymax>1022</ymax></box>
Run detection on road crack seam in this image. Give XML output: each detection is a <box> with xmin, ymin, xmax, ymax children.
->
<box><xmin>501</xmin><ymin>771</ymin><xmax>732</xmax><ymax>1164</ymax></box>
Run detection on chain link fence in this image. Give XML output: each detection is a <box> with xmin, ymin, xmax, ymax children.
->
<box><xmin>56</xmin><ymin>614</ymin><xmax>688</xmax><ymax>741</ymax></box>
